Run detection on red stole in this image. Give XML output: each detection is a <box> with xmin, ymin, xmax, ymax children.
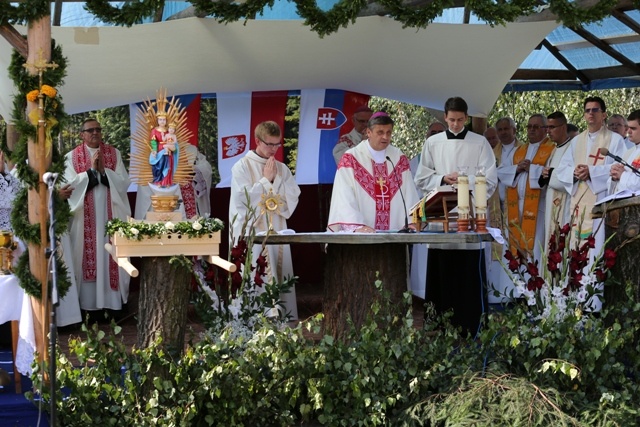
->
<box><xmin>340</xmin><ymin>153</ymin><xmax>410</xmax><ymax>230</ymax></box>
<box><xmin>71</xmin><ymin>143</ymin><xmax>119</xmax><ymax>291</ymax></box>
<box><xmin>180</xmin><ymin>182</ymin><xmax>197</xmax><ymax>219</ymax></box>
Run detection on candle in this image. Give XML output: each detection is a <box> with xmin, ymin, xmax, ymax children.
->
<box><xmin>475</xmin><ymin>175</ymin><xmax>487</xmax><ymax>211</ymax></box>
<box><xmin>457</xmin><ymin>174</ymin><xmax>470</xmax><ymax>213</ymax></box>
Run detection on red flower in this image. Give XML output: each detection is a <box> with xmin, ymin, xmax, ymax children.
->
<box><xmin>504</xmin><ymin>250</ymin><xmax>520</xmax><ymax>272</ymax></box>
<box><xmin>526</xmin><ymin>261</ymin><xmax>539</xmax><ymax>277</ymax></box>
<box><xmin>527</xmin><ymin>276</ymin><xmax>544</xmax><ymax>291</ymax></box>
<box><xmin>603</xmin><ymin>249</ymin><xmax>617</xmax><ymax>269</ymax></box>
<box><xmin>547</xmin><ymin>251</ymin><xmax>562</xmax><ymax>272</ymax></box>
<box><xmin>595</xmin><ymin>268</ymin><xmax>607</xmax><ymax>283</ymax></box>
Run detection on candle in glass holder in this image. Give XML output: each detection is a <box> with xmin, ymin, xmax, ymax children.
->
<box><xmin>475</xmin><ymin>166</ymin><xmax>487</xmax><ymax>211</ymax></box>
<box><xmin>457</xmin><ymin>167</ymin><xmax>470</xmax><ymax>211</ymax></box>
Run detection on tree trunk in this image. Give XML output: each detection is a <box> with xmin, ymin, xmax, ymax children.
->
<box><xmin>137</xmin><ymin>256</ymin><xmax>191</xmax><ymax>357</ymax></box>
<box><xmin>322</xmin><ymin>243</ymin><xmax>407</xmax><ymax>341</ymax></box>
<box><xmin>602</xmin><ymin>196</ymin><xmax>640</xmax><ymax>306</ymax></box>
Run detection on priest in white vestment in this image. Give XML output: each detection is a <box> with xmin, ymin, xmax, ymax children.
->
<box><xmin>497</xmin><ymin>114</ymin><xmax>555</xmax><ymax>263</ymax></box>
<box><xmin>609</xmin><ymin>110</ymin><xmax>640</xmax><ymax>193</ymax></box>
<box><xmin>229</xmin><ymin>121</ymin><xmax>300</xmax><ymax>320</ymax></box>
<box><xmin>332</xmin><ymin>106</ymin><xmax>373</xmax><ymax>165</ymax></box>
<box><xmin>556</xmin><ymin>97</ymin><xmax>626</xmax><ymax>256</ymax></box>
<box><xmin>60</xmin><ymin>119</ymin><xmax>131</xmax><ymax>315</ymax></box>
<box><xmin>414</xmin><ymin>97</ymin><xmax>497</xmax><ymax>335</ymax></box>
<box><xmin>487</xmin><ymin>117</ymin><xmax>522</xmax><ymax>303</ymax></box>
<box><xmin>540</xmin><ymin>112</ymin><xmax>573</xmax><ymax>246</ymax></box>
<box><xmin>328</xmin><ymin>112</ymin><xmax>418</xmax><ymax>233</ymax></box>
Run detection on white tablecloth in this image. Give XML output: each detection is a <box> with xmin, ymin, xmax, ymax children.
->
<box><xmin>0</xmin><ymin>274</ymin><xmax>36</xmax><ymax>376</ymax></box>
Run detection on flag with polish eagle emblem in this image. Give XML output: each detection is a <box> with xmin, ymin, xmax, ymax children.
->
<box><xmin>216</xmin><ymin>91</ymin><xmax>288</xmax><ymax>188</ymax></box>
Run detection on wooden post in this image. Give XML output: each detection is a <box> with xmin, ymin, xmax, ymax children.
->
<box><xmin>24</xmin><ymin>15</ymin><xmax>53</xmax><ymax>367</ymax></box>
<box><xmin>5</xmin><ymin>123</ymin><xmax>18</xmax><ymax>169</ymax></box>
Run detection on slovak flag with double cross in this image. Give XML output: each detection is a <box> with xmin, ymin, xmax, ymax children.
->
<box><xmin>297</xmin><ymin>89</ymin><xmax>370</xmax><ymax>184</ymax></box>
<box><xmin>316</xmin><ymin>107</ymin><xmax>347</xmax><ymax>130</ymax></box>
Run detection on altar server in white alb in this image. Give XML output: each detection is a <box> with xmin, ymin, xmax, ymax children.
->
<box><xmin>229</xmin><ymin>121</ymin><xmax>300</xmax><ymax>320</ymax></box>
<box><xmin>414</xmin><ymin>96</ymin><xmax>497</xmax><ymax>336</ymax></box>
<box><xmin>327</xmin><ymin>112</ymin><xmax>418</xmax><ymax>233</ymax></box>
<box><xmin>62</xmin><ymin>118</ymin><xmax>131</xmax><ymax>313</ymax></box>
<box><xmin>609</xmin><ymin>109</ymin><xmax>640</xmax><ymax>192</ymax></box>
<box><xmin>556</xmin><ymin>96</ymin><xmax>626</xmax><ymax>250</ymax></box>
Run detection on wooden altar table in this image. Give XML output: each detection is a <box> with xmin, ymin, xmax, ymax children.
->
<box><xmin>255</xmin><ymin>232</ymin><xmax>492</xmax><ymax>340</ymax></box>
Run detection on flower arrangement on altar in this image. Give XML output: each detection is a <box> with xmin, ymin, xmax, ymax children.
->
<box><xmin>497</xmin><ymin>222</ymin><xmax>616</xmax><ymax>326</ymax></box>
<box><xmin>192</xmin><ymin>200</ymin><xmax>295</xmax><ymax>340</ymax></box>
<box><xmin>105</xmin><ymin>216</ymin><xmax>224</xmax><ymax>240</ymax></box>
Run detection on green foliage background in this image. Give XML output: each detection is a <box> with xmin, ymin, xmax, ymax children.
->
<box><xmin>4</xmin><ymin>87</ymin><xmax>640</xmax><ymax>180</ymax></box>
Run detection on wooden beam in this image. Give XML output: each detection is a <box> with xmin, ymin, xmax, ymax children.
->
<box><xmin>0</xmin><ymin>24</ymin><xmax>27</xmax><ymax>59</ymax></box>
<box><xmin>541</xmin><ymin>39</ymin><xmax>590</xmax><ymax>85</ymax></box>
<box><xmin>570</xmin><ymin>25</ymin><xmax>640</xmax><ymax>74</ymax></box>
<box><xmin>611</xmin><ymin>8</ymin><xmax>640</xmax><ymax>35</ymax></box>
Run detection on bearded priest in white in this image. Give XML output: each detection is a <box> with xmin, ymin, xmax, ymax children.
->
<box><xmin>609</xmin><ymin>110</ymin><xmax>640</xmax><ymax>193</ymax></box>
<box><xmin>414</xmin><ymin>97</ymin><xmax>497</xmax><ymax>336</ymax></box>
<box><xmin>327</xmin><ymin>112</ymin><xmax>418</xmax><ymax>233</ymax></box>
<box><xmin>61</xmin><ymin>119</ymin><xmax>131</xmax><ymax>315</ymax></box>
<box><xmin>229</xmin><ymin>121</ymin><xmax>300</xmax><ymax>320</ymax></box>
<box><xmin>497</xmin><ymin>114</ymin><xmax>555</xmax><ymax>262</ymax></box>
<box><xmin>556</xmin><ymin>97</ymin><xmax>626</xmax><ymax>254</ymax></box>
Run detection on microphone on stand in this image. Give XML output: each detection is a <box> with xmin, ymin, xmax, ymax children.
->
<box><xmin>599</xmin><ymin>148</ymin><xmax>640</xmax><ymax>176</ymax></box>
<box><xmin>386</xmin><ymin>156</ymin><xmax>415</xmax><ymax>233</ymax></box>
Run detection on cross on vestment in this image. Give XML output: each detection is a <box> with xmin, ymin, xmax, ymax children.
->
<box><xmin>376</xmin><ymin>176</ymin><xmax>388</xmax><ymax>204</ymax></box>
<box><xmin>588</xmin><ymin>151</ymin><xmax>605</xmax><ymax>165</ymax></box>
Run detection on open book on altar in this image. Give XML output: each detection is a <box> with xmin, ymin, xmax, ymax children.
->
<box><xmin>410</xmin><ymin>184</ymin><xmax>459</xmax><ymax>221</ymax></box>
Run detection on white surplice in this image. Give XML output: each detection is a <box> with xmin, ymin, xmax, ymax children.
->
<box><xmin>412</xmin><ymin>130</ymin><xmax>497</xmax><ymax>299</ymax></box>
<box><xmin>496</xmin><ymin>139</ymin><xmax>549</xmax><ymax>262</ymax></box>
<box><xmin>327</xmin><ymin>141</ymin><xmax>419</xmax><ymax>232</ymax></box>
<box><xmin>556</xmin><ymin>128</ymin><xmax>626</xmax><ymax>261</ymax></box>
<box><xmin>229</xmin><ymin>150</ymin><xmax>300</xmax><ymax>320</ymax></box>
<box><xmin>543</xmin><ymin>140</ymin><xmax>572</xmax><ymax>245</ymax></box>
<box><xmin>608</xmin><ymin>143</ymin><xmax>640</xmax><ymax>193</ymax></box>
<box><xmin>60</xmin><ymin>145</ymin><xmax>131</xmax><ymax>313</ymax></box>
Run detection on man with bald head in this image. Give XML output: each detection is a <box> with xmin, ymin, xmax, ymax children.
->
<box><xmin>484</xmin><ymin>127</ymin><xmax>499</xmax><ymax>149</ymax></box>
<box><xmin>333</xmin><ymin>106</ymin><xmax>374</xmax><ymax>164</ymax></box>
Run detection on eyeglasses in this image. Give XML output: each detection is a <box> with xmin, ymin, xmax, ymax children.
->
<box><xmin>584</xmin><ymin>108</ymin><xmax>602</xmax><ymax>114</ymax></box>
<box><xmin>82</xmin><ymin>127</ymin><xmax>102</xmax><ymax>134</ymax></box>
<box><xmin>258</xmin><ymin>138</ymin><xmax>281</xmax><ymax>148</ymax></box>
<box><xmin>546</xmin><ymin>124</ymin><xmax>565</xmax><ymax>130</ymax></box>
<box><xmin>355</xmin><ymin>119</ymin><xmax>369</xmax><ymax>124</ymax></box>
<box><xmin>607</xmin><ymin>123</ymin><xmax>624</xmax><ymax>128</ymax></box>
<box><xmin>526</xmin><ymin>125</ymin><xmax>547</xmax><ymax>130</ymax></box>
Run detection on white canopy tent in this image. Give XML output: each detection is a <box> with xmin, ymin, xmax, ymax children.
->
<box><xmin>0</xmin><ymin>16</ymin><xmax>558</xmax><ymax>121</ymax></box>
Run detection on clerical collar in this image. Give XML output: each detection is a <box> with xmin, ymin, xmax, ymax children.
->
<box><xmin>557</xmin><ymin>137</ymin><xmax>571</xmax><ymax>148</ymax></box>
<box><xmin>446</xmin><ymin>128</ymin><xmax>468</xmax><ymax>140</ymax></box>
<box><xmin>366</xmin><ymin>142</ymin><xmax>387</xmax><ymax>164</ymax></box>
<box><xmin>251</xmin><ymin>149</ymin><xmax>269</xmax><ymax>160</ymax></box>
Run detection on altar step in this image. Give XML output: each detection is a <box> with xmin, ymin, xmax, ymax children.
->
<box><xmin>0</xmin><ymin>347</ymin><xmax>49</xmax><ymax>427</ymax></box>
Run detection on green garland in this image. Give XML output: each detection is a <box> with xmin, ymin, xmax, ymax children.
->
<box><xmin>83</xmin><ymin>0</ymin><xmax>165</xmax><ymax>26</ymax></box>
<box><xmin>7</xmin><ymin>38</ymin><xmax>71</xmax><ymax>299</ymax></box>
<box><xmin>105</xmin><ymin>217</ymin><xmax>225</xmax><ymax>241</ymax></box>
<box><xmin>15</xmin><ymin>250</ymin><xmax>71</xmax><ymax>300</ymax></box>
<box><xmin>1</xmin><ymin>0</ymin><xmax>623</xmax><ymax>34</ymax></box>
<box><xmin>0</xmin><ymin>0</ymin><xmax>50</xmax><ymax>26</ymax></box>
<box><xmin>549</xmin><ymin>0</ymin><xmax>619</xmax><ymax>29</ymax></box>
